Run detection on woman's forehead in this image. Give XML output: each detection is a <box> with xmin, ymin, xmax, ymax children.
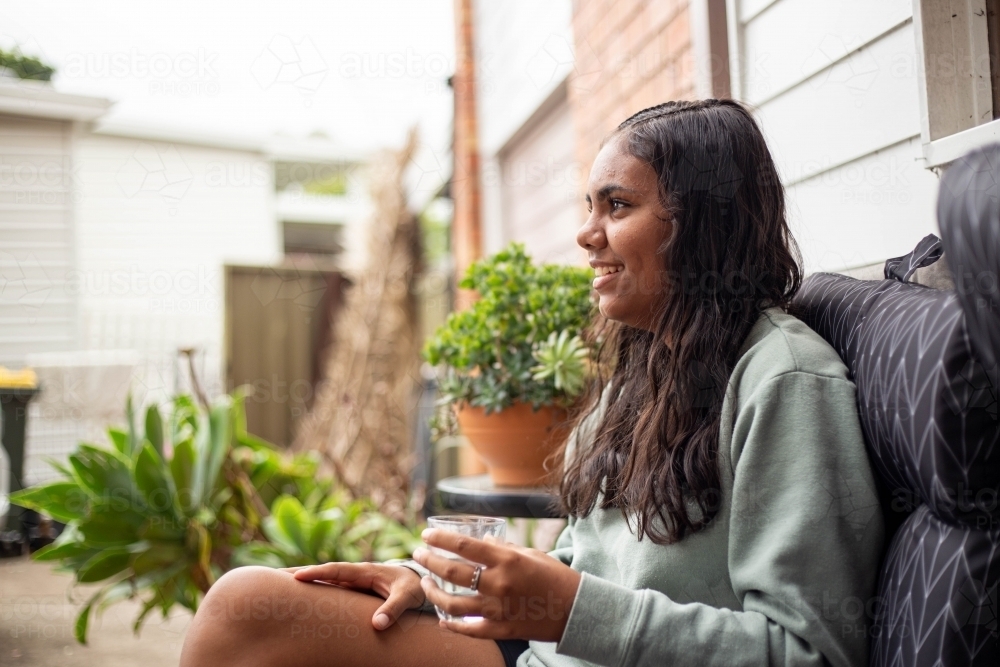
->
<box><xmin>588</xmin><ymin>139</ymin><xmax>658</xmax><ymax>194</ymax></box>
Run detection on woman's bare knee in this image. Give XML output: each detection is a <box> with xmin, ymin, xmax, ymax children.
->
<box><xmin>181</xmin><ymin>566</ymin><xmax>295</xmax><ymax>666</ymax></box>
<box><xmin>181</xmin><ymin>565</ymin><xmax>503</xmax><ymax>667</ymax></box>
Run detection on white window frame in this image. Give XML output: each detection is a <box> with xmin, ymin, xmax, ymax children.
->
<box><xmin>914</xmin><ymin>0</ymin><xmax>1000</xmax><ymax>168</ymax></box>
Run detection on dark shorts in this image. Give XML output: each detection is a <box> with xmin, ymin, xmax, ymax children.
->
<box><xmin>495</xmin><ymin>639</ymin><xmax>530</xmax><ymax>667</ymax></box>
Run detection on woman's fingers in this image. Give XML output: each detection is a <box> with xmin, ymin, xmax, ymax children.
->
<box><xmin>371</xmin><ymin>573</ymin><xmax>427</xmax><ymax>631</ymax></box>
<box><xmin>420</xmin><ymin>576</ymin><xmax>484</xmax><ymax>617</ymax></box>
<box><xmin>420</xmin><ymin>528</ymin><xmax>505</xmax><ymax>567</ymax></box>
<box><xmin>292</xmin><ymin>562</ymin><xmax>373</xmax><ymax>587</ymax></box>
<box><xmin>411</xmin><ymin>547</ymin><xmax>479</xmax><ymax>589</ymax></box>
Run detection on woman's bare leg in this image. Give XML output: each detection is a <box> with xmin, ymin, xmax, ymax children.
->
<box><xmin>180</xmin><ymin>566</ymin><xmax>506</xmax><ymax>667</ymax></box>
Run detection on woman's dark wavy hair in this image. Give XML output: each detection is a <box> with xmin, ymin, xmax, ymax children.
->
<box><xmin>556</xmin><ymin>99</ymin><xmax>802</xmax><ymax>544</ymax></box>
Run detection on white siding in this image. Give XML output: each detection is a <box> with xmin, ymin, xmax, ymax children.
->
<box><xmin>73</xmin><ymin>133</ymin><xmax>280</xmax><ymax>401</ymax></box>
<box><xmin>731</xmin><ymin>0</ymin><xmax>937</xmax><ymax>273</ymax></box>
<box><xmin>742</xmin><ymin>0</ymin><xmax>911</xmax><ymax>104</ymax></box>
<box><xmin>474</xmin><ymin>0</ymin><xmax>582</xmax><ymax>264</ymax></box>
<box><xmin>0</xmin><ymin>114</ymin><xmax>77</xmax><ymax>365</ymax></box>
<box><xmin>785</xmin><ymin>137</ymin><xmax>940</xmax><ymax>270</ymax></box>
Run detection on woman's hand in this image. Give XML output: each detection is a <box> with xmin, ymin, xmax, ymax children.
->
<box><xmin>412</xmin><ymin>528</ymin><xmax>581</xmax><ymax>642</ymax></box>
<box><xmin>291</xmin><ymin>563</ymin><xmax>425</xmax><ymax>631</ymax></box>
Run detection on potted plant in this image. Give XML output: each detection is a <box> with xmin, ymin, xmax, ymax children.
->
<box><xmin>10</xmin><ymin>391</ymin><xmax>422</xmax><ymax>644</ymax></box>
<box><xmin>424</xmin><ymin>243</ymin><xmax>595</xmax><ymax>486</ymax></box>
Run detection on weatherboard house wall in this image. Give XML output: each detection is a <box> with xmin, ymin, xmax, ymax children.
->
<box><xmin>0</xmin><ymin>81</ymin><xmax>372</xmax><ymax>484</ymax></box>
<box><xmin>728</xmin><ymin>0</ymin><xmax>940</xmax><ymax>274</ymax></box>
<box><xmin>72</xmin><ymin>130</ymin><xmax>278</xmax><ymax>404</ymax></box>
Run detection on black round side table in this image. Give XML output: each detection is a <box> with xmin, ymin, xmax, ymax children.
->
<box><xmin>434</xmin><ymin>475</ymin><xmax>566</xmax><ymax>519</ymax></box>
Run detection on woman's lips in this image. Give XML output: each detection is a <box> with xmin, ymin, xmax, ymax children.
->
<box><xmin>593</xmin><ymin>266</ymin><xmax>623</xmax><ymax>290</ymax></box>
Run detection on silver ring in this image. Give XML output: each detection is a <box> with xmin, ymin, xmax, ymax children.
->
<box><xmin>470</xmin><ymin>565</ymin><xmax>483</xmax><ymax>592</ymax></box>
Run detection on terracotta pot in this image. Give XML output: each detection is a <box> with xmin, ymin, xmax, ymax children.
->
<box><xmin>455</xmin><ymin>402</ymin><xmax>570</xmax><ymax>487</ymax></box>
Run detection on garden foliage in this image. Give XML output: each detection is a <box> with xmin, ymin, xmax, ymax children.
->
<box><xmin>11</xmin><ymin>392</ymin><xmax>421</xmax><ymax>644</ymax></box>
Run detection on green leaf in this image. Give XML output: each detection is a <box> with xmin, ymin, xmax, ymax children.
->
<box><xmin>132</xmin><ymin>597</ymin><xmax>160</xmax><ymax>636</ymax></box>
<box><xmin>188</xmin><ymin>400</ymin><xmax>230</xmax><ymax>509</ymax></box>
<box><xmin>235</xmin><ymin>431</ymin><xmax>276</xmax><ymax>452</ymax></box>
<box><xmin>78</xmin><ymin>548</ymin><xmax>132</xmax><ymax>583</ymax></box>
<box><xmin>170</xmin><ymin>438</ymin><xmax>195</xmax><ymax>514</ymax></box>
<box><xmin>32</xmin><ymin>539</ymin><xmax>97</xmax><ymax>562</ymax></box>
<box><xmin>266</xmin><ymin>495</ymin><xmax>312</xmax><ymax>554</ymax></box>
<box><xmin>171</xmin><ymin>395</ymin><xmax>199</xmax><ymax>443</ymax></box>
<box><xmin>231</xmin><ymin>542</ymin><xmax>290</xmax><ymax>568</ymax></box>
<box><xmin>308</xmin><ymin>515</ymin><xmax>337</xmax><ymax>560</ymax></box>
<box><xmin>132</xmin><ymin>559</ymin><xmax>187</xmax><ymax>590</ymax></box>
<box><xmin>78</xmin><ymin>503</ymin><xmax>145</xmax><ymax>547</ymax></box>
<box><xmin>44</xmin><ymin>456</ymin><xmax>75</xmax><ymax>479</ymax></box>
<box><xmin>138</xmin><ymin>517</ymin><xmax>185</xmax><ymax>542</ymax></box>
<box><xmin>144</xmin><ymin>406</ymin><xmax>164</xmax><ymax>457</ymax></box>
<box><xmin>107</xmin><ymin>428</ymin><xmax>129</xmax><ymax>455</ymax></box>
<box><xmin>96</xmin><ymin>579</ymin><xmax>138</xmax><ymax>612</ymax></box>
<box><xmin>202</xmin><ymin>400</ymin><xmax>232</xmax><ymax>503</ymax></box>
<box><xmin>10</xmin><ymin>481</ymin><xmax>89</xmax><ymax>523</ymax></box>
<box><xmin>69</xmin><ymin>445</ymin><xmax>136</xmax><ymax>502</ymax></box>
<box><xmin>133</xmin><ymin>544</ymin><xmax>187</xmax><ymax>576</ymax></box>
<box><xmin>134</xmin><ymin>443</ymin><xmax>176</xmax><ymax>517</ymax></box>
<box><xmin>75</xmin><ymin>595</ymin><xmax>97</xmax><ymax>644</ymax></box>
<box><xmin>126</xmin><ymin>393</ymin><xmax>138</xmax><ymax>457</ymax></box>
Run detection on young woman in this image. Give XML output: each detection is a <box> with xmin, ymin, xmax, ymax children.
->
<box><xmin>180</xmin><ymin>99</ymin><xmax>883</xmax><ymax>667</ymax></box>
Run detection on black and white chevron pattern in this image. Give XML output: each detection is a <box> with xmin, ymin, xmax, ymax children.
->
<box><xmin>872</xmin><ymin>505</ymin><xmax>998</xmax><ymax>667</ymax></box>
<box><xmin>790</xmin><ymin>143</ymin><xmax>1000</xmax><ymax>666</ymax></box>
<box><xmin>793</xmin><ymin>274</ymin><xmax>997</xmax><ymax>527</ymax></box>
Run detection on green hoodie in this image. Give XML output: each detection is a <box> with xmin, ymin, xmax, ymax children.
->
<box><xmin>403</xmin><ymin>307</ymin><xmax>884</xmax><ymax>667</ymax></box>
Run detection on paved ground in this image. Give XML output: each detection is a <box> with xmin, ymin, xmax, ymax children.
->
<box><xmin>0</xmin><ymin>557</ymin><xmax>190</xmax><ymax>667</ymax></box>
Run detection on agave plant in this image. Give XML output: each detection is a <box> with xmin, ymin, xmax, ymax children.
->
<box><xmin>11</xmin><ymin>391</ymin><xmax>422</xmax><ymax>644</ymax></box>
<box><xmin>531</xmin><ymin>329</ymin><xmax>590</xmax><ymax>397</ymax></box>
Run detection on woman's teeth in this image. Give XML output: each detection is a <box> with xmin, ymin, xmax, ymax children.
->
<box><xmin>595</xmin><ymin>266</ymin><xmax>623</xmax><ymax>277</ymax></box>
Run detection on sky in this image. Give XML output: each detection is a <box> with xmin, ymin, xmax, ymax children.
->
<box><xmin>0</xmin><ymin>0</ymin><xmax>455</xmax><ymax>154</ymax></box>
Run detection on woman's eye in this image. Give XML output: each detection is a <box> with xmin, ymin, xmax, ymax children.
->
<box><xmin>610</xmin><ymin>199</ymin><xmax>627</xmax><ymax>212</ymax></box>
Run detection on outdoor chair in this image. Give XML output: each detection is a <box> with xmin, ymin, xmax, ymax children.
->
<box><xmin>790</xmin><ymin>145</ymin><xmax>1000</xmax><ymax>667</ymax></box>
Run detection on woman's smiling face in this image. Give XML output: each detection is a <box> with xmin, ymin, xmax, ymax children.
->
<box><xmin>577</xmin><ymin>134</ymin><xmax>673</xmax><ymax>330</ymax></box>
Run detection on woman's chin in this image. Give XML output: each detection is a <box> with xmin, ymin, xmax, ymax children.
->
<box><xmin>598</xmin><ymin>300</ymin><xmax>628</xmax><ymax>324</ymax></box>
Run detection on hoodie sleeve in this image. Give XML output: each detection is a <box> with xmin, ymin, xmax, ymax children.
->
<box><xmin>547</xmin><ymin>519</ymin><xmax>575</xmax><ymax>566</ymax></box>
<box><xmin>554</xmin><ymin>371</ymin><xmax>884</xmax><ymax>667</ymax></box>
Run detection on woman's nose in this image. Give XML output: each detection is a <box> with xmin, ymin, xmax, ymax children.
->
<box><xmin>577</xmin><ymin>214</ymin><xmax>605</xmax><ymax>251</ymax></box>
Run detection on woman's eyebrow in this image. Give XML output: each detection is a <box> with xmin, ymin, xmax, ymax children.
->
<box><xmin>595</xmin><ymin>184</ymin><xmax>639</xmax><ymax>199</ymax></box>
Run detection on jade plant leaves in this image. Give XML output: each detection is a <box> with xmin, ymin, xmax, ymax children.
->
<box><xmin>423</xmin><ymin>243</ymin><xmax>596</xmax><ymax>414</ymax></box>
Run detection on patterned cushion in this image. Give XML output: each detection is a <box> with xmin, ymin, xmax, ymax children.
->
<box><xmin>871</xmin><ymin>505</ymin><xmax>999</xmax><ymax>667</ymax></box>
<box><xmin>938</xmin><ymin>145</ymin><xmax>1000</xmax><ymax>370</ymax></box>
<box><xmin>792</xmin><ymin>270</ymin><xmax>998</xmax><ymax>527</ymax></box>
<box><xmin>790</xmin><ymin>143</ymin><xmax>1000</xmax><ymax>667</ymax></box>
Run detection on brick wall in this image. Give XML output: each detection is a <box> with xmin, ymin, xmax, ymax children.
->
<box><xmin>568</xmin><ymin>0</ymin><xmax>695</xmax><ymax>175</ymax></box>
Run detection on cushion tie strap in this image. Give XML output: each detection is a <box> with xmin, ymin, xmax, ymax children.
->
<box><xmin>884</xmin><ymin>234</ymin><xmax>944</xmax><ymax>283</ymax></box>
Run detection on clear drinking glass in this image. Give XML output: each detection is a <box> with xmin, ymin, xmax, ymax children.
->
<box><xmin>426</xmin><ymin>515</ymin><xmax>506</xmax><ymax>622</ymax></box>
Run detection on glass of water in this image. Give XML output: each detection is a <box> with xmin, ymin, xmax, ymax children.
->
<box><xmin>426</xmin><ymin>515</ymin><xmax>506</xmax><ymax>622</ymax></box>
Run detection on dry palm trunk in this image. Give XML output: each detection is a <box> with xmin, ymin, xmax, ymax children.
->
<box><xmin>293</xmin><ymin>130</ymin><xmax>423</xmax><ymax>521</ymax></box>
